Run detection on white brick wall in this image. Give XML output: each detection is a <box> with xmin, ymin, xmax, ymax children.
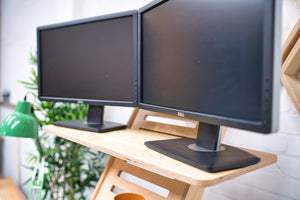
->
<box><xmin>201</xmin><ymin>1</ymin><xmax>300</xmax><ymax>199</ymax></box>
<box><xmin>286</xmin><ymin>136</ymin><xmax>300</xmax><ymax>157</ymax></box>
<box><xmin>205</xmin><ymin>89</ymin><xmax>300</xmax><ymax>200</ymax></box>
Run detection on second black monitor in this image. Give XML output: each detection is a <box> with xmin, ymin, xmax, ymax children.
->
<box><xmin>139</xmin><ymin>0</ymin><xmax>280</xmax><ymax>133</ymax></box>
<box><xmin>138</xmin><ymin>0</ymin><xmax>281</xmax><ymax>172</ymax></box>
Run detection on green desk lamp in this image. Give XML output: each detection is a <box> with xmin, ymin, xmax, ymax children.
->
<box><xmin>0</xmin><ymin>99</ymin><xmax>44</xmax><ymax>200</ymax></box>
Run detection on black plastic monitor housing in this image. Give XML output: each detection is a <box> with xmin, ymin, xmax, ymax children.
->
<box><xmin>138</xmin><ymin>0</ymin><xmax>281</xmax><ymax>134</ymax></box>
<box><xmin>37</xmin><ymin>10</ymin><xmax>138</xmax><ymax>132</ymax></box>
<box><xmin>138</xmin><ymin>0</ymin><xmax>282</xmax><ymax>172</ymax></box>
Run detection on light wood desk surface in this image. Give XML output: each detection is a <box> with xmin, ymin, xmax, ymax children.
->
<box><xmin>43</xmin><ymin>125</ymin><xmax>277</xmax><ymax>187</ymax></box>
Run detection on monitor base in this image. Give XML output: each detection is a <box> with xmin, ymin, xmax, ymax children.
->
<box><xmin>54</xmin><ymin>120</ymin><xmax>126</xmax><ymax>133</ymax></box>
<box><xmin>145</xmin><ymin>138</ymin><xmax>260</xmax><ymax>172</ymax></box>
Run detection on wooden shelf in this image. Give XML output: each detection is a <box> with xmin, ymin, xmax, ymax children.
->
<box><xmin>43</xmin><ymin>124</ymin><xmax>277</xmax><ymax>187</ymax></box>
<box><xmin>281</xmin><ymin>18</ymin><xmax>300</xmax><ymax>115</ymax></box>
<box><xmin>0</xmin><ymin>177</ymin><xmax>26</xmax><ymax>200</ymax></box>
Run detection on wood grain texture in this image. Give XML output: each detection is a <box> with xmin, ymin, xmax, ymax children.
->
<box><xmin>43</xmin><ymin>125</ymin><xmax>277</xmax><ymax>187</ymax></box>
<box><xmin>127</xmin><ymin>107</ymin><xmax>140</xmax><ymax>129</ymax></box>
<box><xmin>184</xmin><ymin>185</ymin><xmax>205</xmax><ymax>200</ymax></box>
<box><xmin>0</xmin><ymin>177</ymin><xmax>26</xmax><ymax>200</ymax></box>
<box><xmin>281</xmin><ymin>35</ymin><xmax>300</xmax><ymax>114</ymax></box>
<box><xmin>295</xmin><ymin>0</ymin><xmax>300</xmax><ymax>9</ymax></box>
<box><xmin>130</xmin><ymin>109</ymin><xmax>199</xmax><ymax>139</ymax></box>
<box><xmin>282</xmin><ymin>17</ymin><xmax>300</xmax><ymax>64</ymax></box>
<box><xmin>130</xmin><ymin>109</ymin><xmax>227</xmax><ymax>141</ymax></box>
<box><xmin>90</xmin><ymin>157</ymin><xmax>115</xmax><ymax>200</ymax></box>
<box><xmin>91</xmin><ymin>157</ymin><xmax>189</xmax><ymax>200</ymax></box>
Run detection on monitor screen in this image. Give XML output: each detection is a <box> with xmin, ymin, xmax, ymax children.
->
<box><xmin>139</xmin><ymin>0</ymin><xmax>280</xmax><ymax>133</ymax></box>
<box><xmin>38</xmin><ymin>11</ymin><xmax>137</xmax><ymax>106</ymax></box>
<box><xmin>37</xmin><ymin>10</ymin><xmax>138</xmax><ymax>132</ymax></box>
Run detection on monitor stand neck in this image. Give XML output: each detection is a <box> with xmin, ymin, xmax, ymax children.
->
<box><xmin>195</xmin><ymin>123</ymin><xmax>222</xmax><ymax>151</ymax></box>
<box><xmin>87</xmin><ymin>105</ymin><xmax>104</xmax><ymax>125</ymax></box>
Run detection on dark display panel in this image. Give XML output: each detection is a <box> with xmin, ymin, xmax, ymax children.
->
<box><xmin>139</xmin><ymin>0</ymin><xmax>281</xmax><ymax>172</ymax></box>
<box><xmin>38</xmin><ymin>11</ymin><xmax>138</xmax><ymax>132</ymax></box>
<box><xmin>39</xmin><ymin>13</ymin><xmax>137</xmax><ymax>106</ymax></box>
<box><xmin>142</xmin><ymin>0</ymin><xmax>267</xmax><ymax>124</ymax></box>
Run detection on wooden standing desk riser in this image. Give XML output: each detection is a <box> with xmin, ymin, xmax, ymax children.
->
<box><xmin>281</xmin><ymin>21</ymin><xmax>300</xmax><ymax>115</ymax></box>
<box><xmin>43</xmin><ymin>108</ymin><xmax>277</xmax><ymax>200</ymax></box>
<box><xmin>282</xmin><ymin>18</ymin><xmax>300</xmax><ymax>64</ymax></box>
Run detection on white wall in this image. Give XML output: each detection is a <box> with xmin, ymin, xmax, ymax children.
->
<box><xmin>0</xmin><ymin>0</ymin><xmax>76</xmax><ymax>193</ymax></box>
<box><xmin>0</xmin><ymin>0</ymin><xmax>151</xmax><ymax>195</ymax></box>
<box><xmin>202</xmin><ymin>1</ymin><xmax>300</xmax><ymax>200</ymax></box>
<box><xmin>1</xmin><ymin>0</ymin><xmax>300</xmax><ymax>199</ymax></box>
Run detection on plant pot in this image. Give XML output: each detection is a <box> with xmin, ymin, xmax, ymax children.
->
<box><xmin>114</xmin><ymin>193</ymin><xmax>145</xmax><ymax>200</ymax></box>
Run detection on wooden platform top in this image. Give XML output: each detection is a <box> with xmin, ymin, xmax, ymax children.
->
<box><xmin>43</xmin><ymin>125</ymin><xmax>277</xmax><ymax>187</ymax></box>
<box><xmin>0</xmin><ymin>177</ymin><xmax>26</xmax><ymax>200</ymax></box>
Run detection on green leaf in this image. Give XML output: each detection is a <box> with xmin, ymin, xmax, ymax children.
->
<box><xmin>22</xmin><ymin>51</ymin><xmax>107</xmax><ymax>199</ymax></box>
<box><xmin>30</xmin><ymin>51</ymin><xmax>37</xmax><ymax>64</ymax></box>
<box><xmin>44</xmin><ymin>147</ymin><xmax>59</xmax><ymax>156</ymax></box>
<box><xmin>18</xmin><ymin>80</ymin><xmax>35</xmax><ymax>86</ymax></box>
<box><xmin>22</xmin><ymin>177</ymin><xmax>32</xmax><ymax>186</ymax></box>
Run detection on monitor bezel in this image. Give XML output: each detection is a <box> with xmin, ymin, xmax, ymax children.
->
<box><xmin>138</xmin><ymin>0</ymin><xmax>281</xmax><ymax>133</ymax></box>
<box><xmin>37</xmin><ymin>10</ymin><xmax>138</xmax><ymax>107</ymax></box>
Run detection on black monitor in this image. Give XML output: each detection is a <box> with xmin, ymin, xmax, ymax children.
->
<box><xmin>38</xmin><ymin>10</ymin><xmax>138</xmax><ymax>132</ymax></box>
<box><xmin>139</xmin><ymin>0</ymin><xmax>281</xmax><ymax>172</ymax></box>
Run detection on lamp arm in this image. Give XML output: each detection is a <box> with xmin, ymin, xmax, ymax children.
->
<box><xmin>28</xmin><ymin>157</ymin><xmax>45</xmax><ymax>200</ymax></box>
<box><xmin>35</xmin><ymin>138</ymin><xmax>44</xmax><ymax>157</ymax></box>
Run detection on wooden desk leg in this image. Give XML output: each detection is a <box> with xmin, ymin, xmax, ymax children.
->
<box><xmin>91</xmin><ymin>157</ymin><xmax>207</xmax><ymax>200</ymax></box>
<box><xmin>184</xmin><ymin>185</ymin><xmax>205</xmax><ymax>200</ymax></box>
<box><xmin>90</xmin><ymin>157</ymin><xmax>115</xmax><ymax>200</ymax></box>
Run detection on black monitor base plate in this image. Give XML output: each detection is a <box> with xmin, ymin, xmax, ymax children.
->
<box><xmin>54</xmin><ymin>120</ymin><xmax>126</xmax><ymax>133</ymax></box>
<box><xmin>145</xmin><ymin>138</ymin><xmax>260</xmax><ymax>172</ymax></box>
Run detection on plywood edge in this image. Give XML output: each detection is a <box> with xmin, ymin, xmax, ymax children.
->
<box><xmin>90</xmin><ymin>157</ymin><xmax>115</xmax><ymax>200</ymax></box>
<box><xmin>281</xmin><ymin>75</ymin><xmax>300</xmax><ymax>114</ymax></box>
<box><xmin>295</xmin><ymin>0</ymin><xmax>300</xmax><ymax>9</ymax></box>
<box><xmin>184</xmin><ymin>185</ymin><xmax>205</xmax><ymax>200</ymax></box>
<box><xmin>282</xmin><ymin>17</ymin><xmax>300</xmax><ymax>64</ymax></box>
<box><xmin>139</xmin><ymin>147</ymin><xmax>277</xmax><ymax>187</ymax></box>
<box><xmin>281</xmin><ymin>34</ymin><xmax>300</xmax><ymax>115</ymax></box>
<box><xmin>127</xmin><ymin>107</ymin><xmax>140</xmax><ymax>129</ymax></box>
<box><xmin>282</xmin><ymin>35</ymin><xmax>300</xmax><ymax>75</ymax></box>
<box><xmin>43</xmin><ymin>125</ymin><xmax>277</xmax><ymax>187</ymax></box>
<box><xmin>201</xmin><ymin>149</ymin><xmax>277</xmax><ymax>186</ymax></box>
<box><xmin>91</xmin><ymin>157</ymin><xmax>189</xmax><ymax>200</ymax></box>
<box><xmin>42</xmin><ymin>125</ymin><xmax>139</xmax><ymax>163</ymax></box>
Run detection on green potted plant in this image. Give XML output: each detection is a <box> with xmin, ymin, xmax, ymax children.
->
<box><xmin>20</xmin><ymin>52</ymin><xmax>109</xmax><ymax>200</ymax></box>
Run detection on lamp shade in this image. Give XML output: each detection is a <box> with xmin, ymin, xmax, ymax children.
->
<box><xmin>0</xmin><ymin>101</ymin><xmax>38</xmax><ymax>139</ymax></box>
